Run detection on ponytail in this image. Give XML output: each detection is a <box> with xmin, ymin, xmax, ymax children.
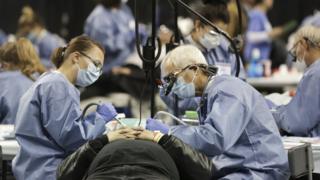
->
<box><xmin>51</xmin><ymin>35</ymin><xmax>104</xmax><ymax>69</ymax></box>
<box><xmin>51</xmin><ymin>46</ymin><xmax>67</xmax><ymax>68</ymax></box>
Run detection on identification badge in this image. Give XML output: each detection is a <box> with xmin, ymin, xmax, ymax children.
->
<box><xmin>216</xmin><ymin>63</ymin><xmax>231</xmax><ymax>76</ymax></box>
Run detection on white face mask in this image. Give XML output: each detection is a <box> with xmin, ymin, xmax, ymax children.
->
<box><xmin>76</xmin><ymin>62</ymin><xmax>101</xmax><ymax>87</ymax></box>
<box><xmin>296</xmin><ymin>46</ymin><xmax>307</xmax><ymax>70</ymax></box>
<box><xmin>199</xmin><ymin>30</ymin><xmax>221</xmax><ymax>50</ymax></box>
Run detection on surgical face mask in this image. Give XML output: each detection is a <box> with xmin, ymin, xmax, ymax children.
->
<box><xmin>199</xmin><ymin>30</ymin><xmax>221</xmax><ymax>50</ymax></box>
<box><xmin>171</xmin><ymin>70</ymin><xmax>198</xmax><ymax>98</ymax></box>
<box><xmin>76</xmin><ymin>62</ymin><xmax>101</xmax><ymax>87</ymax></box>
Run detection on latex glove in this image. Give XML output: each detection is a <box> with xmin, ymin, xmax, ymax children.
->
<box><xmin>97</xmin><ymin>103</ymin><xmax>118</xmax><ymax>123</ymax></box>
<box><xmin>146</xmin><ymin>118</ymin><xmax>169</xmax><ymax>134</ymax></box>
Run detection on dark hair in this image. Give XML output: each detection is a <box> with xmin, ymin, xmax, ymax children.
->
<box><xmin>97</xmin><ymin>0</ymin><xmax>121</xmax><ymax>8</ymax></box>
<box><xmin>197</xmin><ymin>4</ymin><xmax>230</xmax><ymax>24</ymax></box>
<box><xmin>17</xmin><ymin>6</ymin><xmax>44</xmax><ymax>37</ymax></box>
<box><xmin>202</xmin><ymin>0</ymin><xmax>230</xmax><ymax>5</ymax></box>
<box><xmin>51</xmin><ymin>35</ymin><xmax>105</xmax><ymax>68</ymax></box>
<box><xmin>0</xmin><ymin>38</ymin><xmax>46</xmax><ymax>81</ymax></box>
<box><xmin>254</xmin><ymin>0</ymin><xmax>264</xmax><ymax>5</ymax></box>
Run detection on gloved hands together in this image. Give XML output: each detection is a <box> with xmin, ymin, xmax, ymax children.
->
<box><xmin>107</xmin><ymin>127</ymin><xmax>141</xmax><ymax>142</ymax></box>
<box><xmin>97</xmin><ymin>103</ymin><xmax>118</xmax><ymax>122</ymax></box>
<box><xmin>146</xmin><ymin>118</ymin><xmax>169</xmax><ymax>134</ymax></box>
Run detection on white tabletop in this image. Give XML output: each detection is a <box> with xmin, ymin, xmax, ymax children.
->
<box><xmin>247</xmin><ymin>74</ymin><xmax>302</xmax><ymax>88</ymax></box>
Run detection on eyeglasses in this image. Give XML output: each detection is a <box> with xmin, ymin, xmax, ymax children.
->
<box><xmin>288</xmin><ymin>40</ymin><xmax>300</xmax><ymax>62</ymax></box>
<box><xmin>78</xmin><ymin>51</ymin><xmax>103</xmax><ymax>72</ymax></box>
<box><xmin>160</xmin><ymin>64</ymin><xmax>198</xmax><ymax>96</ymax></box>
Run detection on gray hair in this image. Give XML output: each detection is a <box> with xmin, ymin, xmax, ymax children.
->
<box><xmin>161</xmin><ymin>45</ymin><xmax>207</xmax><ymax>77</ymax></box>
<box><xmin>295</xmin><ymin>26</ymin><xmax>320</xmax><ymax>47</ymax></box>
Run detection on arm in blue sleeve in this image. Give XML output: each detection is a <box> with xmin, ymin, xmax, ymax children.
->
<box><xmin>41</xmin><ymin>82</ymin><xmax>106</xmax><ymax>152</ymax></box>
<box><xmin>272</xmin><ymin>74</ymin><xmax>320</xmax><ymax>136</ymax></box>
<box><xmin>170</xmin><ymin>93</ymin><xmax>250</xmax><ymax>156</ymax></box>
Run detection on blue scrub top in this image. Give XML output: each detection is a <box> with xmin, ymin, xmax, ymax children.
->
<box><xmin>0</xmin><ymin>29</ymin><xmax>6</xmax><ymax>45</ymax></box>
<box><xmin>273</xmin><ymin>60</ymin><xmax>320</xmax><ymax>137</ymax></box>
<box><xmin>0</xmin><ymin>71</ymin><xmax>33</xmax><ymax>124</ymax></box>
<box><xmin>244</xmin><ymin>9</ymin><xmax>272</xmax><ymax>62</ymax></box>
<box><xmin>170</xmin><ymin>75</ymin><xmax>290</xmax><ymax>179</ymax></box>
<box><xmin>84</xmin><ymin>4</ymin><xmax>136</xmax><ymax>73</ymax></box>
<box><xmin>161</xmin><ymin>35</ymin><xmax>247</xmax><ymax>116</ymax></box>
<box><xmin>13</xmin><ymin>71</ymin><xmax>107</xmax><ymax>180</ymax></box>
<box><xmin>29</xmin><ymin>30</ymin><xmax>65</xmax><ymax>69</ymax></box>
<box><xmin>185</xmin><ymin>35</ymin><xmax>246</xmax><ymax>80</ymax></box>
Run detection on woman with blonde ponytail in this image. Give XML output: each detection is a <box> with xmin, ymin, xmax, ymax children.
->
<box><xmin>0</xmin><ymin>38</ymin><xmax>46</xmax><ymax>124</ymax></box>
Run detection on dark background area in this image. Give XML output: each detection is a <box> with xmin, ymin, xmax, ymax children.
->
<box><xmin>0</xmin><ymin>0</ymin><xmax>320</xmax><ymax>41</ymax></box>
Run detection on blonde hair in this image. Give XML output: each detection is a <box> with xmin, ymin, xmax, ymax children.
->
<box><xmin>0</xmin><ymin>38</ymin><xmax>46</xmax><ymax>80</ymax></box>
<box><xmin>295</xmin><ymin>26</ymin><xmax>320</xmax><ymax>47</ymax></box>
<box><xmin>161</xmin><ymin>45</ymin><xmax>207</xmax><ymax>77</ymax></box>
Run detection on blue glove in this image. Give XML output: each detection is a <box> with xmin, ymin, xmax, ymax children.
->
<box><xmin>146</xmin><ymin>118</ymin><xmax>169</xmax><ymax>134</ymax></box>
<box><xmin>96</xmin><ymin>103</ymin><xmax>118</xmax><ymax>123</ymax></box>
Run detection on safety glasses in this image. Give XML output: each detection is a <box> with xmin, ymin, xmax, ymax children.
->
<box><xmin>158</xmin><ymin>64</ymin><xmax>210</xmax><ymax>96</ymax></box>
<box><xmin>78</xmin><ymin>51</ymin><xmax>103</xmax><ymax>73</ymax></box>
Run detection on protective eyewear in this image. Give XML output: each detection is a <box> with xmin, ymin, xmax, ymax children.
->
<box><xmin>157</xmin><ymin>64</ymin><xmax>218</xmax><ymax>96</ymax></box>
<box><xmin>78</xmin><ymin>51</ymin><xmax>103</xmax><ymax>73</ymax></box>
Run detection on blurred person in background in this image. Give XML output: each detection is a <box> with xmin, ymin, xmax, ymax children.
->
<box><xmin>244</xmin><ymin>0</ymin><xmax>284</xmax><ymax>67</ymax></box>
<box><xmin>17</xmin><ymin>6</ymin><xmax>65</xmax><ymax>69</ymax></box>
<box><xmin>271</xmin><ymin>26</ymin><xmax>320</xmax><ymax>137</ymax></box>
<box><xmin>0</xmin><ymin>38</ymin><xmax>46</xmax><ymax>124</ymax></box>
<box><xmin>226</xmin><ymin>0</ymin><xmax>248</xmax><ymax>38</ymax></box>
<box><xmin>82</xmin><ymin>0</ymin><xmax>151</xmax><ymax>101</ymax></box>
<box><xmin>186</xmin><ymin>1</ymin><xmax>246</xmax><ymax>79</ymax></box>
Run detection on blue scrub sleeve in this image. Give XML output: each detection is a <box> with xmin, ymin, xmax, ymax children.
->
<box><xmin>170</xmin><ymin>93</ymin><xmax>250</xmax><ymax>156</ymax></box>
<box><xmin>273</xmin><ymin>74</ymin><xmax>320</xmax><ymax>135</ymax></box>
<box><xmin>41</xmin><ymin>82</ymin><xmax>106</xmax><ymax>152</ymax></box>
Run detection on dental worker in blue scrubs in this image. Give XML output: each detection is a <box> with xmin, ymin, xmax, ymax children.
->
<box><xmin>13</xmin><ymin>35</ymin><xmax>118</xmax><ymax>180</ymax></box>
<box><xmin>0</xmin><ymin>38</ymin><xmax>46</xmax><ymax>124</ymax></box>
<box><xmin>272</xmin><ymin>26</ymin><xmax>320</xmax><ymax>137</ymax></box>
<box><xmin>148</xmin><ymin>45</ymin><xmax>289</xmax><ymax>179</ymax></box>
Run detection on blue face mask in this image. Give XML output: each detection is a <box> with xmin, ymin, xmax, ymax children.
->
<box><xmin>76</xmin><ymin>62</ymin><xmax>101</xmax><ymax>87</ymax></box>
<box><xmin>172</xmin><ymin>72</ymin><xmax>197</xmax><ymax>99</ymax></box>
